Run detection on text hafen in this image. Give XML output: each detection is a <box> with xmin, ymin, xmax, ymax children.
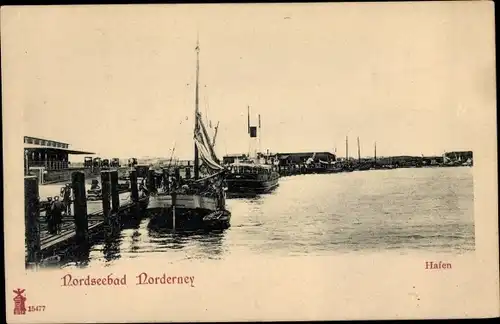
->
<box><xmin>425</xmin><ymin>261</ymin><xmax>452</xmax><ymax>270</ymax></box>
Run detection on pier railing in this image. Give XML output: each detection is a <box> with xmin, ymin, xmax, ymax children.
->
<box><xmin>29</xmin><ymin>160</ymin><xmax>69</xmax><ymax>171</ymax></box>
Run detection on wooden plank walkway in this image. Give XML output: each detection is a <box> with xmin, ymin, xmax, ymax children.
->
<box><xmin>39</xmin><ymin>192</ymin><xmax>138</xmax><ymax>251</ymax></box>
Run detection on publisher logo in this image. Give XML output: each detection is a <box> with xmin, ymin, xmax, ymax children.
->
<box><xmin>13</xmin><ymin>289</ymin><xmax>27</xmax><ymax>315</ymax></box>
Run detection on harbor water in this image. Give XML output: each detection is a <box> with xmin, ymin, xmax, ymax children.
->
<box><xmin>59</xmin><ymin>167</ymin><xmax>474</xmax><ymax>268</ymax></box>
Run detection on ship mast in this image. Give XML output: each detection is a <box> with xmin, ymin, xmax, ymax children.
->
<box><xmin>345</xmin><ymin>136</ymin><xmax>349</xmax><ymax>161</ymax></box>
<box><xmin>247</xmin><ymin>105</ymin><xmax>251</xmax><ymax>158</ymax></box>
<box><xmin>194</xmin><ymin>37</ymin><xmax>200</xmax><ymax>180</ymax></box>
<box><xmin>247</xmin><ymin>105</ymin><xmax>250</xmax><ymax>135</ymax></box>
<box><xmin>357</xmin><ymin>136</ymin><xmax>361</xmax><ymax>162</ymax></box>
<box><xmin>258</xmin><ymin>114</ymin><xmax>262</xmax><ymax>159</ymax></box>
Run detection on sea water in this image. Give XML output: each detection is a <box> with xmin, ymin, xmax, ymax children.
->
<box><xmin>55</xmin><ymin>166</ymin><xmax>474</xmax><ymax>268</ymax></box>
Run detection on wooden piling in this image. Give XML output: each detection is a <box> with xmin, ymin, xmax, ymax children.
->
<box><xmin>172</xmin><ymin>192</ymin><xmax>177</xmax><ymax>231</ymax></box>
<box><xmin>110</xmin><ymin>170</ymin><xmax>120</xmax><ymax>212</ymax></box>
<box><xmin>72</xmin><ymin>171</ymin><xmax>88</xmax><ymax>244</ymax></box>
<box><xmin>156</xmin><ymin>173</ymin><xmax>162</xmax><ymax>190</ymax></box>
<box><xmin>25</xmin><ymin>176</ymin><xmax>41</xmax><ymax>264</ymax></box>
<box><xmin>101</xmin><ymin>171</ymin><xmax>111</xmax><ymax>222</ymax></box>
<box><xmin>147</xmin><ymin>169</ymin><xmax>156</xmax><ymax>193</ymax></box>
<box><xmin>175</xmin><ymin>167</ymin><xmax>180</xmax><ymax>182</ymax></box>
<box><xmin>163</xmin><ymin>169</ymin><xmax>169</xmax><ymax>192</ymax></box>
<box><xmin>130</xmin><ymin>170</ymin><xmax>139</xmax><ymax>202</ymax></box>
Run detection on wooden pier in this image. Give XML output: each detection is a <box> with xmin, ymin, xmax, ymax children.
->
<box><xmin>25</xmin><ymin>169</ymin><xmax>149</xmax><ymax>265</ymax></box>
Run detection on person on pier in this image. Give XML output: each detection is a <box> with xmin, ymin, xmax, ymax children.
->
<box><xmin>90</xmin><ymin>179</ymin><xmax>100</xmax><ymax>190</ymax></box>
<box><xmin>139</xmin><ymin>183</ymin><xmax>149</xmax><ymax>197</ymax></box>
<box><xmin>51</xmin><ymin>196</ymin><xmax>64</xmax><ymax>234</ymax></box>
<box><xmin>178</xmin><ymin>176</ymin><xmax>185</xmax><ymax>188</ymax></box>
<box><xmin>46</xmin><ymin>197</ymin><xmax>56</xmax><ymax>234</ymax></box>
<box><xmin>170</xmin><ymin>175</ymin><xmax>177</xmax><ymax>190</ymax></box>
<box><xmin>163</xmin><ymin>174</ymin><xmax>170</xmax><ymax>193</ymax></box>
<box><xmin>156</xmin><ymin>173</ymin><xmax>163</xmax><ymax>190</ymax></box>
<box><xmin>61</xmin><ymin>183</ymin><xmax>72</xmax><ymax>216</ymax></box>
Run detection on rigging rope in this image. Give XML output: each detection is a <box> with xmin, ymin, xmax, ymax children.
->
<box><xmin>166</xmin><ymin>114</ymin><xmax>188</xmax><ymax>168</ymax></box>
<box><xmin>203</xmin><ymin>88</ymin><xmax>210</xmax><ymax>129</ymax></box>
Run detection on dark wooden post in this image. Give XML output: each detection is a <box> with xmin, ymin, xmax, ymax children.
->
<box><xmin>24</xmin><ymin>149</ymin><xmax>30</xmax><ymax>176</ymax></box>
<box><xmin>25</xmin><ymin>176</ymin><xmax>40</xmax><ymax>264</ymax></box>
<box><xmin>171</xmin><ymin>191</ymin><xmax>177</xmax><ymax>231</ymax></box>
<box><xmin>163</xmin><ymin>169</ymin><xmax>169</xmax><ymax>192</ymax></box>
<box><xmin>72</xmin><ymin>171</ymin><xmax>88</xmax><ymax>244</ymax></box>
<box><xmin>101</xmin><ymin>171</ymin><xmax>111</xmax><ymax>221</ymax></box>
<box><xmin>110</xmin><ymin>170</ymin><xmax>120</xmax><ymax>212</ymax></box>
<box><xmin>147</xmin><ymin>169</ymin><xmax>156</xmax><ymax>193</ymax></box>
<box><xmin>175</xmin><ymin>167</ymin><xmax>180</xmax><ymax>182</ymax></box>
<box><xmin>130</xmin><ymin>170</ymin><xmax>139</xmax><ymax>202</ymax></box>
<box><xmin>185</xmin><ymin>166</ymin><xmax>191</xmax><ymax>179</ymax></box>
<box><xmin>156</xmin><ymin>173</ymin><xmax>162</xmax><ymax>190</ymax></box>
<box><xmin>128</xmin><ymin>170</ymin><xmax>140</xmax><ymax>217</ymax></box>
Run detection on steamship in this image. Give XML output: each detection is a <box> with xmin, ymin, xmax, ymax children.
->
<box><xmin>224</xmin><ymin>107</ymin><xmax>280</xmax><ymax>195</ymax></box>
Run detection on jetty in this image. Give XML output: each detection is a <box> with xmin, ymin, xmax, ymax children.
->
<box><xmin>25</xmin><ymin>169</ymin><xmax>152</xmax><ymax>265</ymax></box>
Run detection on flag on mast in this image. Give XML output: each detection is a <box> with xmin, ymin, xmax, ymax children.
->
<box><xmin>249</xmin><ymin>127</ymin><xmax>257</xmax><ymax>138</ymax></box>
<box><xmin>247</xmin><ymin>105</ymin><xmax>250</xmax><ymax>135</ymax></box>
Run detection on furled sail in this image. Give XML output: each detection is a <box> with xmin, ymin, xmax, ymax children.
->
<box><xmin>194</xmin><ymin>111</ymin><xmax>224</xmax><ymax>172</ymax></box>
<box><xmin>199</xmin><ymin>112</ymin><xmax>220</xmax><ymax>164</ymax></box>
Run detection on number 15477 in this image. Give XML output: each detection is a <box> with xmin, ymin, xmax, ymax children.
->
<box><xmin>28</xmin><ymin>305</ymin><xmax>46</xmax><ymax>312</ymax></box>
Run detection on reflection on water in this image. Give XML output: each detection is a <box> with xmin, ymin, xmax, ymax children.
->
<box><xmin>57</xmin><ymin>167</ymin><xmax>474</xmax><ymax>268</ymax></box>
<box><xmin>60</xmin><ymin>243</ymin><xmax>91</xmax><ymax>269</ymax></box>
<box><xmin>103</xmin><ymin>233</ymin><xmax>121</xmax><ymax>263</ymax></box>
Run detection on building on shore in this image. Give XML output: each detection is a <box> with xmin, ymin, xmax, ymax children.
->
<box><xmin>273</xmin><ymin>152</ymin><xmax>336</xmax><ymax>166</ymax></box>
<box><xmin>444</xmin><ymin>151</ymin><xmax>473</xmax><ymax>162</ymax></box>
<box><xmin>24</xmin><ymin>136</ymin><xmax>95</xmax><ymax>184</ymax></box>
<box><xmin>24</xmin><ymin>136</ymin><xmax>94</xmax><ymax>171</ymax></box>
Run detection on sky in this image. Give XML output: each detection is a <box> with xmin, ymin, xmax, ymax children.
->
<box><xmin>3</xmin><ymin>2</ymin><xmax>495</xmax><ymax>161</ymax></box>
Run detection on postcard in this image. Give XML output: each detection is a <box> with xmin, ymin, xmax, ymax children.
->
<box><xmin>2</xmin><ymin>2</ymin><xmax>499</xmax><ymax>323</ymax></box>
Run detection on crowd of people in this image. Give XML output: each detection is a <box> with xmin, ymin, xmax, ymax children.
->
<box><xmin>154</xmin><ymin>169</ymin><xmax>227</xmax><ymax>209</ymax></box>
<box><xmin>154</xmin><ymin>170</ymin><xmax>226</xmax><ymax>197</ymax></box>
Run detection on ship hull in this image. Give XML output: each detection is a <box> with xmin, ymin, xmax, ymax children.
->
<box><xmin>146</xmin><ymin>193</ymin><xmax>230</xmax><ymax>231</ymax></box>
<box><xmin>225</xmin><ymin>177</ymin><xmax>279</xmax><ymax>194</ymax></box>
<box><xmin>147</xmin><ymin>193</ymin><xmax>218</xmax><ymax>210</ymax></box>
<box><xmin>147</xmin><ymin>207</ymin><xmax>231</xmax><ymax>232</ymax></box>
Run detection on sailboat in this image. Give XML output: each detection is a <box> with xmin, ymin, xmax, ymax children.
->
<box><xmin>224</xmin><ymin>106</ymin><xmax>280</xmax><ymax>195</ymax></box>
<box><xmin>146</xmin><ymin>40</ymin><xmax>231</xmax><ymax>231</ymax></box>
